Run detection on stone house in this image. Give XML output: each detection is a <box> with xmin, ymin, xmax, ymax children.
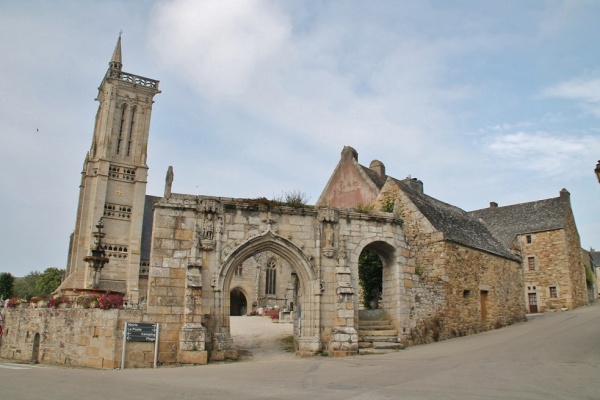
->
<box><xmin>470</xmin><ymin>191</ymin><xmax>588</xmax><ymax>312</ymax></box>
<box><xmin>318</xmin><ymin>146</ymin><xmax>526</xmax><ymax>341</ymax></box>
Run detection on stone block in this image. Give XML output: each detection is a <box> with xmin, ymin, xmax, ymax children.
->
<box><xmin>102</xmin><ymin>359</ymin><xmax>118</xmax><ymax>369</ymax></box>
<box><xmin>84</xmin><ymin>357</ymin><xmax>104</xmax><ymax>369</ymax></box>
<box><xmin>178</xmin><ymin>350</ymin><xmax>208</xmax><ymax>365</ymax></box>
<box><xmin>86</xmin><ymin>347</ymin><xmax>99</xmax><ymax>357</ymax></box>
<box><xmin>175</xmin><ymin>230</ymin><xmax>193</xmax><ymax>241</ymax></box>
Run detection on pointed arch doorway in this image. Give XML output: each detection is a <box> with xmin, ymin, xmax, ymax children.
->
<box><xmin>214</xmin><ymin>231</ymin><xmax>321</xmax><ymax>359</ymax></box>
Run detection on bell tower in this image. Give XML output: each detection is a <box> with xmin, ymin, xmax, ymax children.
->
<box><xmin>61</xmin><ymin>35</ymin><xmax>160</xmax><ymax>303</ymax></box>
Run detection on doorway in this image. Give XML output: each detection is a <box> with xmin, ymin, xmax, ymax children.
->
<box><xmin>31</xmin><ymin>332</ymin><xmax>40</xmax><ymax>363</ymax></box>
<box><xmin>480</xmin><ymin>290</ymin><xmax>488</xmax><ymax>321</ymax></box>
<box><xmin>528</xmin><ymin>293</ymin><xmax>538</xmax><ymax>313</ymax></box>
<box><xmin>230</xmin><ymin>288</ymin><xmax>247</xmax><ymax>316</ymax></box>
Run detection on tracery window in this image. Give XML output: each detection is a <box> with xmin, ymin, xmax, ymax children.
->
<box><xmin>265</xmin><ymin>258</ymin><xmax>277</xmax><ymax>295</ymax></box>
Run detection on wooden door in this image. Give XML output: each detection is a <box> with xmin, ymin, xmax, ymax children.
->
<box><xmin>528</xmin><ymin>293</ymin><xmax>538</xmax><ymax>313</ymax></box>
<box><xmin>480</xmin><ymin>290</ymin><xmax>488</xmax><ymax>321</ymax></box>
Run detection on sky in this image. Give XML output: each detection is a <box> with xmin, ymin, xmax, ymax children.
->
<box><xmin>1</xmin><ymin>0</ymin><xmax>599</xmax><ymax>277</ymax></box>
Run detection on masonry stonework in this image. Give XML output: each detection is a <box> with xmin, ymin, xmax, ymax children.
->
<box><xmin>1</xmin><ymin>38</ymin><xmax>587</xmax><ymax>369</ymax></box>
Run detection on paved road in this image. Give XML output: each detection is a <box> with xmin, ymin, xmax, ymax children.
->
<box><xmin>2</xmin><ymin>303</ymin><xmax>599</xmax><ymax>400</ymax></box>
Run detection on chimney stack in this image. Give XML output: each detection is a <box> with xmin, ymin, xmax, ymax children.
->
<box><xmin>369</xmin><ymin>160</ymin><xmax>386</xmax><ymax>178</ymax></box>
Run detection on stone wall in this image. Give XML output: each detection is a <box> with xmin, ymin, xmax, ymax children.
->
<box><xmin>394</xmin><ymin>187</ymin><xmax>526</xmax><ymax>345</ymax></box>
<box><xmin>0</xmin><ymin>308</ymin><xmax>160</xmax><ymax>369</ymax></box>
<box><xmin>521</xmin><ymin>214</ymin><xmax>587</xmax><ymax>312</ymax></box>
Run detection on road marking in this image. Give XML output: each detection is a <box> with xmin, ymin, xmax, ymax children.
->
<box><xmin>0</xmin><ymin>363</ymin><xmax>38</xmax><ymax>370</ymax></box>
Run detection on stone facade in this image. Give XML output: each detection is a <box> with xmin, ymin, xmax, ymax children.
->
<box><xmin>471</xmin><ymin>190</ymin><xmax>588</xmax><ymax>313</ymax></box>
<box><xmin>3</xmin><ymin>38</ymin><xmax>586</xmax><ymax>369</ymax></box>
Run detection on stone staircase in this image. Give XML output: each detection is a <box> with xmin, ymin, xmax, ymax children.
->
<box><xmin>358</xmin><ymin>310</ymin><xmax>404</xmax><ymax>355</ymax></box>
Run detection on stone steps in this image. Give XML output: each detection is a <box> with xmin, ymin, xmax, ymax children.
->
<box><xmin>357</xmin><ymin>314</ymin><xmax>402</xmax><ymax>356</ymax></box>
<box><xmin>358</xmin><ymin>348</ymin><xmax>398</xmax><ymax>355</ymax></box>
<box><xmin>358</xmin><ymin>329</ymin><xmax>397</xmax><ymax>336</ymax></box>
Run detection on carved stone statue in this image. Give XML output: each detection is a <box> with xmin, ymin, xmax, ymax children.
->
<box><xmin>164</xmin><ymin>165</ymin><xmax>174</xmax><ymax>198</ymax></box>
<box><xmin>203</xmin><ymin>213</ymin><xmax>214</xmax><ymax>240</ymax></box>
<box><xmin>324</xmin><ymin>223</ymin><xmax>334</xmax><ymax>248</ymax></box>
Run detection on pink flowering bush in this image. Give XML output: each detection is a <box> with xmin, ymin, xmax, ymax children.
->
<box><xmin>98</xmin><ymin>294</ymin><xmax>124</xmax><ymax>310</ymax></box>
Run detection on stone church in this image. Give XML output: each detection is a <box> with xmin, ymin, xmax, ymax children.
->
<box><xmin>1</xmin><ymin>37</ymin><xmax>586</xmax><ymax>368</ymax></box>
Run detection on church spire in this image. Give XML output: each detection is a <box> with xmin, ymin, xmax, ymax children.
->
<box><xmin>109</xmin><ymin>32</ymin><xmax>123</xmax><ymax>71</ymax></box>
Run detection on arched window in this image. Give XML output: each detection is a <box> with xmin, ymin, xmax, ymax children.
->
<box><xmin>126</xmin><ymin>107</ymin><xmax>136</xmax><ymax>156</ymax></box>
<box><xmin>116</xmin><ymin>104</ymin><xmax>127</xmax><ymax>155</ymax></box>
<box><xmin>265</xmin><ymin>258</ymin><xmax>277</xmax><ymax>295</ymax></box>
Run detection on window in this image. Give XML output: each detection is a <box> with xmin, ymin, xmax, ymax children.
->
<box><xmin>527</xmin><ymin>257</ymin><xmax>536</xmax><ymax>271</ymax></box>
<box><xmin>549</xmin><ymin>286</ymin><xmax>557</xmax><ymax>298</ymax></box>
<box><xmin>526</xmin><ymin>235</ymin><xmax>532</xmax><ymax>244</ymax></box>
<box><xmin>234</xmin><ymin>265</ymin><xmax>243</xmax><ymax>276</ymax></box>
<box><xmin>265</xmin><ymin>259</ymin><xmax>277</xmax><ymax>295</ymax></box>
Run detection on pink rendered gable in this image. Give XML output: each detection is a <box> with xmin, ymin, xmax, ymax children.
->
<box><xmin>316</xmin><ymin>146</ymin><xmax>380</xmax><ymax>208</ymax></box>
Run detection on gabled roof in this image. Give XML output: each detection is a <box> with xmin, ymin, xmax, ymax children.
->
<box><xmin>591</xmin><ymin>251</ymin><xmax>600</xmax><ymax>267</ymax></box>
<box><xmin>469</xmin><ymin>195</ymin><xmax>568</xmax><ymax>248</ymax></box>
<box><xmin>395</xmin><ymin>179</ymin><xmax>519</xmax><ymax>261</ymax></box>
<box><xmin>361</xmin><ymin>165</ymin><xmax>386</xmax><ymax>189</ymax></box>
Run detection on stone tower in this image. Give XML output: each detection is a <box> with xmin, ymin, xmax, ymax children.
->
<box><xmin>60</xmin><ymin>36</ymin><xmax>160</xmax><ymax>303</ymax></box>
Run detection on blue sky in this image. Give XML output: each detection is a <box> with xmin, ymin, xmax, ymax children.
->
<box><xmin>1</xmin><ymin>0</ymin><xmax>599</xmax><ymax>276</ymax></box>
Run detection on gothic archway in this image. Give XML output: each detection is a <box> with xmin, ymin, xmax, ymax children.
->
<box><xmin>216</xmin><ymin>230</ymin><xmax>321</xmax><ymax>355</ymax></box>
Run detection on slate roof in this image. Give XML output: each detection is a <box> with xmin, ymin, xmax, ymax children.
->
<box><xmin>469</xmin><ymin>196</ymin><xmax>567</xmax><ymax>248</ymax></box>
<box><xmin>395</xmin><ymin>179</ymin><xmax>518</xmax><ymax>261</ymax></box>
<box><xmin>589</xmin><ymin>251</ymin><xmax>600</xmax><ymax>267</ymax></box>
<box><xmin>360</xmin><ymin>165</ymin><xmax>386</xmax><ymax>189</ymax></box>
<box><xmin>141</xmin><ymin>195</ymin><xmax>160</xmax><ymax>261</ymax></box>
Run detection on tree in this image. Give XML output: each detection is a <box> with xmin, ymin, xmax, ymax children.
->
<box><xmin>358</xmin><ymin>249</ymin><xmax>383</xmax><ymax>309</ymax></box>
<box><xmin>35</xmin><ymin>267</ymin><xmax>64</xmax><ymax>295</ymax></box>
<box><xmin>0</xmin><ymin>272</ymin><xmax>15</xmax><ymax>299</ymax></box>
<box><xmin>13</xmin><ymin>271</ymin><xmax>41</xmax><ymax>300</ymax></box>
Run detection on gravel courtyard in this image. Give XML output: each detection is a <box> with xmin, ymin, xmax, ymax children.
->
<box><xmin>229</xmin><ymin>316</ymin><xmax>295</xmax><ymax>362</ymax></box>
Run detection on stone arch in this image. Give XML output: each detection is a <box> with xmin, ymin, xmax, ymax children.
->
<box><xmin>353</xmin><ymin>239</ymin><xmax>404</xmax><ymax>329</ymax></box>
<box><xmin>217</xmin><ymin>230</ymin><xmax>321</xmax><ymax>353</ymax></box>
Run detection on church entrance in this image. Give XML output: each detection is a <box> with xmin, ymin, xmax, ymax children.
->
<box><xmin>230</xmin><ymin>288</ymin><xmax>247</xmax><ymax>316</ymax></box>
<box><xmin>214</xmin><ymin>231</ymin><xmax>321</xmax><ymax>358</ymax></box>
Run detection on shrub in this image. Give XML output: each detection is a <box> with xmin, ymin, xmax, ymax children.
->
<box><xmin>7</xmin><ymin>297</ymin><xmax>26</xmax><ymax>308</ymax></box>
<box><xmin>354</xmin><ymin>203</ymin><xmax>374</xmax><ymax>213</ymax></box>
<box><xmin>47</xmin><ymin>296</ymin><xmax>68</xmax><ymax>308</ymax></box>
<box><xmin>98</xmin><ymin>294</ymin><xmax>124</xmax><ymax>310</ymax></box>
<box><xmin>75</xmin><ymin>293</ymin><xmax>100</xmax><ymax>308</ymax></box>
<box><xmin>273</xmin><ymin>190</ymin><xmax>310</xmax><ymax>208</ymax></box>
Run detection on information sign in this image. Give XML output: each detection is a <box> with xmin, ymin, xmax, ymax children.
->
<box><xmin>126</xmin><ymin>322</ymin><xmax>157</xmax><ymax>342</ymax></box>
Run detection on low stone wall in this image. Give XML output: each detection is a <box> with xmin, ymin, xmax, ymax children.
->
<box><xmin>0</xmin><ymin>308</ymin><xmax>163</xmax><ymax>369</ymax></box>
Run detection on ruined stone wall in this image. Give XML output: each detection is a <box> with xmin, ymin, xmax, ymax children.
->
<box><xmin>146</xmin><ymin>202</ymin><xmax>197</xmax><ymax>364</ymax></box>
<box><xmin>0</xmin><ymin>308</ymin><xmax>157</xmax><ymax>369</ymax></box>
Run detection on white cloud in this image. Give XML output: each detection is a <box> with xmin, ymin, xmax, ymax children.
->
<box><xmin>149</xmin><ymin>0</ymin><xmax>291</xmax><ymax>98</ymax></box>
<box><xmin>543</xmin><ymin>75</ymin><xmax>600</xmax><ymax>116</ymax></box>
<box><xmin>487</xmin><ymin>131</ymin><xmax>600</xmax><ymax>178</ymax></box>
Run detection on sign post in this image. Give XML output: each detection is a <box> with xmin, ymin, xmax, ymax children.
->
<box><xmin>121</xmin><ymin>322</ymin><xmax>160</xmax><ymax>369</ymax></box>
